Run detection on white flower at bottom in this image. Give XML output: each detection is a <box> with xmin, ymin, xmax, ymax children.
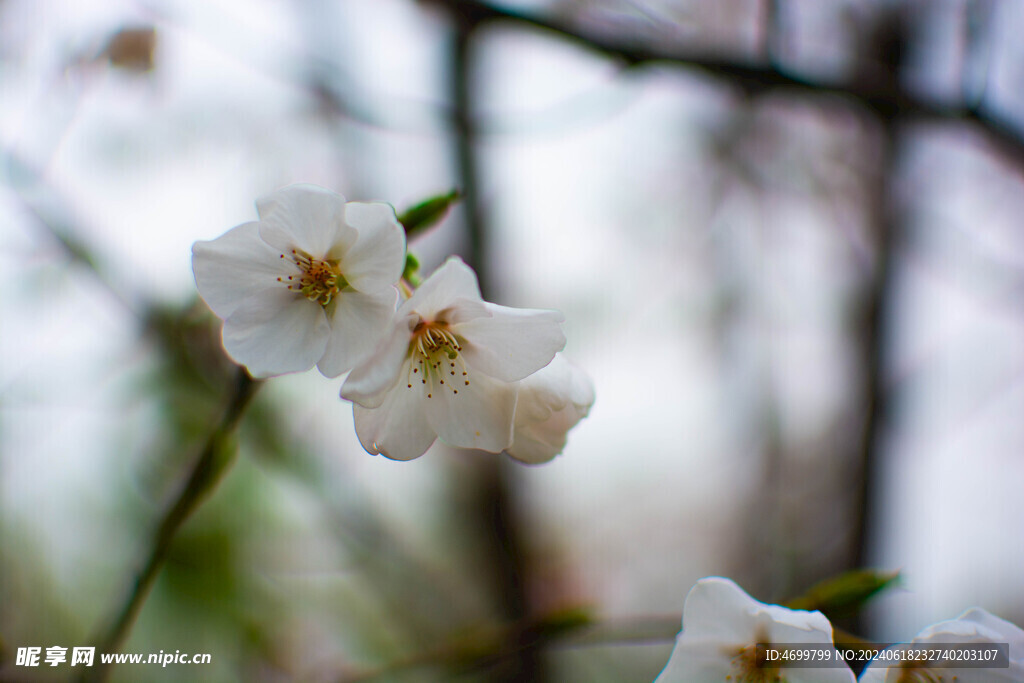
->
<box><xmin>656</xmin><ymin>577</ymin><xmax>855</xmax><ymax>683</ymax></box>
<box><xmin>341</xmin><ymin>257</ymin><xmax>566</xmax><ymax>461</ymax></box>
<box><xmin>859</xmin><ymin>608</ymin><xmax>1024</xmax><ymax>683</ymax></box>
<box><xmin>192</xmin><ymin>184</ymin><xmax>405</xmax><ymax>378</ymax></box>
<box><xmin>505</xmin><ymin>354</ymin><xmax>594</xmax><ymax>464</ymax></box>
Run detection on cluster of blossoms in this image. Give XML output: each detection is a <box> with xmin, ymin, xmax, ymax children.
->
<box><xmin>192</xmin><ymin>184</ymin><xmax>593</xmax><ymax>462</ymax></box>
<box><xmin>657</xmin><ymin>577</ymin><xmax>1024</xmax><ymax>683</ymax></box>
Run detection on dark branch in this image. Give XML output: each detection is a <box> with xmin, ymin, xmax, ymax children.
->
<box><xmin>422</xmin><ymin>0</ymin><xmax>1024</xmax><ymax>169</ymax></box>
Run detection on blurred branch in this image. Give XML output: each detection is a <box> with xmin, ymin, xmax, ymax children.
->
<box><xmin>79</xmin><ymin>368</ymin><xmax>262</xmax><ymax>683</ymax></box>
<box><xmin>4</xmin><ymin>151</ymin><xmax>141</xmax><ymax>318</ymax></box>
<box><xmin>338</xmin><ymin>610</ymin><xmax>676</xmax><ymax>682</ymax></box>
<box><xmin>422</xmin><ymin>0</ymin><xmax>1024</xmax><ymax>169</ymax></box>
<box><xmin>451</xmin><ymin>18</ymin><xmax>487</xmax><ymax>290</ymax></box>
<box><xmin>338</xmin><ymin>567</ymin><xmax>899</xmax><ymax>681</ymax></box>
<box><xmin>763</xmin><ymin>0</ymin><xmax>784</xmax><ymax>65</ymax></box>
<box><xmin>962</xmin><ymin>0</ymin><xmax>996</xmax><ymax>110</ymax></box>
<box><xmin>849</xmin><ymin>17</ymin><xmax>903</xmax><ymax>596</ymax></box>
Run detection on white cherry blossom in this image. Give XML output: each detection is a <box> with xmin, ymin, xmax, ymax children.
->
<box><xmin>341</xmin><ymin>257</ymin><xmax>566</xmax><ymax>461</ymax></box>
<box><xmin>506</xmin><ymin>354</ymin><xmax>594</xmax><ymax>464</ymax></box>
<box><xmin>859</xmin><ymin>608</ymin><xmax>1024</xmax><ymax>683</ymax></box>
<box><xmin>656</xmin><ymin>577</ymin><xmax>855</xmax><ymax>683</ymax></box>
<box><xmin>192</xmin><ymin>184</ymin><xmax>405</xmax><ymax>378</ymax></box>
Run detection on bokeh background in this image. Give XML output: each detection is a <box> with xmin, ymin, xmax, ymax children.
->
<box><xmin>3</xmin><ymin>0</ymin><xmax>1024</xmax><ymax>681</ymax></box>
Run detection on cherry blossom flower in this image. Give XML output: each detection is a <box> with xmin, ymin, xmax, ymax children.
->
<box><xmin>656</xmin><ymin>577</ymin><xmax>855</xmax><ymax>683</ymax></box>
<box><xmin>192</xmin><ymin>184</ymin><xmax>405</xmax><ymax>378</ymax></box>
<box><xmin>859</xmin><ymin>608</ymin><xmax>1024</xmax><ymax>683</ymax></box>
<box><xmin>505</xmin><ymin>354</ymin><xmax>594</xmax><ymax>464</ymax></box>
<box><xmin>341</xmin><ymin>257</ymin><xmax>566</xmax><ymax>461</ymax></box>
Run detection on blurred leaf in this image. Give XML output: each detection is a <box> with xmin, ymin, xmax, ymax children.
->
<box><xmin>831</xmin><ymin>626</ymin><xmax>876</xmax><ymax>649</ymax></box>
<box><xmin>785</xmin><ymin>569</ymin><xmax>900</xmax><ymax>618</ymax></box>
<box><xmin>402</xmin><ymin>252</ymin><xmax>420</xmax><ymax>286</ymax></box>
<box><xmin>529</xmin><ymin>606</ymin><xmax>593</xmax><ymax>640</ymax></box>
<box><xmin>397</xmin><ymin>190</ymin><xmax>461</xmax><ymax>238</ymax></box>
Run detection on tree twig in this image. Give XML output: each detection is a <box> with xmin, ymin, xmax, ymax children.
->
<box><xmin>422</xmin><ymin>0</ymin><xmax>1024</xmax><ymax>169</ymax></box>
<box><xmin>78</xmin><ymin>368</ymin><xmax>262</xmax><ymax>683</ymax></box>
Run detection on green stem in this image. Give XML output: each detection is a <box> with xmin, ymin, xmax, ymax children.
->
<box><xmin>78</xmin><ymin>368</ymin><xmax>262</xmax><ymax>683</ymax></box>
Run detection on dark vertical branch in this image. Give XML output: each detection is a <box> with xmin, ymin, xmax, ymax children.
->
<box><xmin>841</xmin><ymin>118</ymin><xmax>899</xmax><ymax>660</ymax></box>
<box><xmin>851</xmin><ymin>123</ymin><xmax>897</xmax><ymax>576</ymax></box>
<box><xmin>449</xmin><ymin>15</ymin><xmax>545</xmax><ymax>683</ymax></box>
<box><xmin>963</xmin><ymin>0</ymin><xmax>995</xmax><ymax>109</ymax></box>
<box><xmin>764</xmin><ymin>0</ymin><xmax>784</xmax><ymax>65</ymax></box>
<box><xmin>849</xmin><ymin>10</ymin><xmax>905</xmax><ymax>590</ymax></box>
<box><xmin>452</xmin><ymin>18</ymin><xmax>488</xmax><ymax>295</ymax></box>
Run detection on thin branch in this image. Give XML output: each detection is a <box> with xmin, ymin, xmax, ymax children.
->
<box><xmin>4</xmin><ymin>151</ymin><xmax>141</xmax><ymax>318</ymax></box>
<box><xmin>451</xmin><ymin>19</ymin><xmax>488</xmax><ymax>289</ymax></box>
<box><xmin>337</xmin><ymin>612</ymin><xmax>677</xmax><ymax>682</ymax></box>
<box><xmin>963</xmin><ymin>0</ymin><xmax>996</xmax><ymax>110</ymax></box>
<box><xmin>422</xmin><ymin>0</ymin><xmax>1024</xmax><ymax>168</ymax></box>
<box><xmin>78</xmin><ymin>368</ymin><xmax>262</xmax><ymax>683</ymax></box>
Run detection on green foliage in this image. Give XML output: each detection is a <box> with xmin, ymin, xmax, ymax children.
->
<box><xmin>529</xmin><ymin>606</ymin><xmax>593</xmax><ymax>640</ymax></box>
<box><xmin>785</xmin><ymin>569</ymin><xmax>901</xmax><ymax>619</ymax></box>
<box><xmin>403</xmin><ymin>252</ymin><xmax>421</xmax><ymax>287</ymax></box>
<box><xmin>397</xmin><ymin>190</ymin><xmax>461</xmax><ymax>239</ymax></box>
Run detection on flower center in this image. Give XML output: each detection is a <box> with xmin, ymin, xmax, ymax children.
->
<box><xmin>277</xmin><ymin>249</ymin><xmax>346</xmax><ymax>307</ymax></box>
<box><xmin>406</xmin><ymin>320</ymin><xmax>470</xmax><ymax>399</ymax></box>
<box><xmin>726</xmin><ymin>644</ymin><xmax>781</xmax><ymax>683</ymax></box>
<box><xmin>893</xmin><ymin>663</ymin><xmax>941</xmax><ymax>683</ymax></box>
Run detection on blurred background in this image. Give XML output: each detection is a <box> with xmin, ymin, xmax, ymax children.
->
<box><xmin>3</xmin><ymin>0</ymin><xmax>1024</xmax><ymax>681</ymax></box>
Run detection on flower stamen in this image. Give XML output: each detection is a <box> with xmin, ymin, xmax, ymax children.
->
<box><xmin>725</xmin><ymin>642</ymin><xmax>779</xmax><ymax>683</ymax></box>
<box><xmin>407</xmin><ymin>320</ymin><xmax>469</xmax><ymax>397</ymax></box>
<box><xmin>893</xmin><ymin>663</ymin><xmax>944</xmax><ymax>683</ymax></box>
<box><xmin>278</xmin><ymin>249</ymin><xmax>346</xmax><ymax>306</ymax></box>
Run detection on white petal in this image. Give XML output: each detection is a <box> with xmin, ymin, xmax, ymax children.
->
<box><xmin>505</xmin><ymin>430</ymin><xmax>565</xmax><ymax>465</ymax></box>
<box><xmin>341</xmin><ymin>312</ymin><xmax>418</xmax><ymax>408</ymax></box>
<box><xmin>657</xmin><ymin>577</ymin><xmax>854</xmax><ymax>683</ymax></box>
<box><xmin>929</xmin><ymin>608</ymin><xmax>1024</xmax><ymax>646</ymax></box>
<box><xmin>506</xmin><ymin>407</ymin><xmax>580</xmax><ymax>464</ymax></box>
<box><xmin>317</xmin><ymin>288</ymin><xmax>399</xmax><ymax>378</ymax></box>
<box><xmin>192</xmin><ymin>222</ymin><xmax>290</xmax><ymax>318</ymax></box>
<box><xmin>352</xmin><ymin>365</ymin><xmax>437</xmax><ymax>461</ymax></box>
<box><xmin>222</xmin><ymin>288</ymin><xmax>329</xmax><ymax>377</ymax></box>
<box><xmin>507</xmin><ymin>356</ymin><xmax>594</xmax><ymax>464</ymax></box>
<box><xmin>655</xmin><ymin>645</ymin><xmax>739</xmax><ymax>683</ymax></box>
<box><xmin>860</xmin><ymin>654</ymin><xmax>1014</xmax><ymax>683</ymax></box>
<box><xmin>681</xmin><ymin>577</ymin><xmax>777</xmax><ymax>643</ymax></box>
<box><xmin>403</xmin><ymin>257</ymin><xmax>482</xmax><ymax>319</ymax></box>
<box><xmin>515</xmin><ymin>355</ymin><xmax>593</xmax><ymax>422</ymax></box>
<box><xmin>423</xmin><ymin>369</ymin><xmax>517</xmax><ymax>453</ymax></box>
<box><xmin>339</xmin><ymin>202</ymin><xmax>406</xmax><ymax>292</ymax></box>
<box><xmin>773</xmin><ymin>663</ymin><xmax>856</xmax><ymax>682</ymax></box>
<box><xmin>257</xmin><ymin>184</ymin><xmax>356</xmax><ymax>257</ymax></box>
<box><xmin>438</xmin><ymin>297</ymin><xmax>491</xmax><ymax>325</ymax></box>
<box><xmin>862</xmin><ymin>608</ymin><xmax>1024</xmax><ymax>683</ymax></box>
<box><xmin>457</xmin><ymin>303</ymin><xmax>566</xmax><ymax>382</ymax></box>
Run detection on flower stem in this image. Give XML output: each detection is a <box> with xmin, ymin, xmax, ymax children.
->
<box><xmin>78</xmin><ymin>367</ymin><xmax>262</xmax><ymax>683</ymax></box>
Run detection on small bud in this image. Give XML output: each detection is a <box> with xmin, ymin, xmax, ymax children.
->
<box><xmin>397</xmin><ymin>190</ymin><xmax>461</xmax><ymax>238</ymax></box>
